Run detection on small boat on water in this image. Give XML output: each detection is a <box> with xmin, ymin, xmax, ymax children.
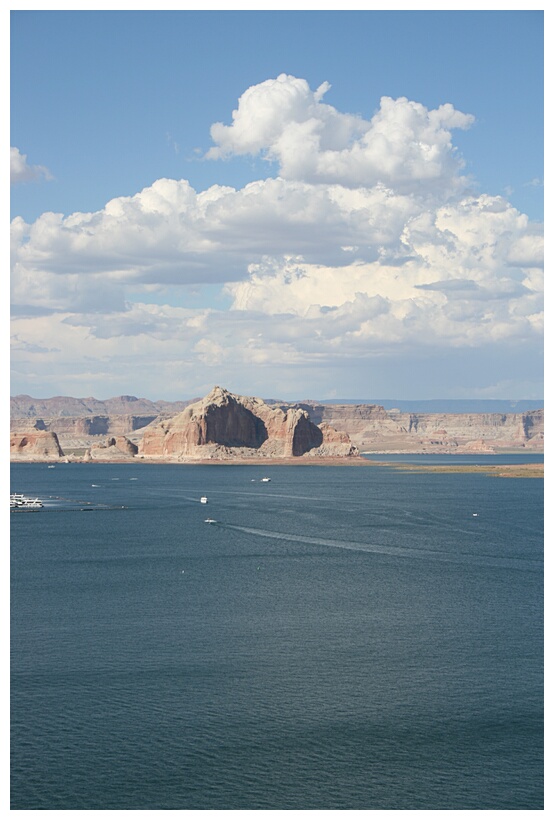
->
<box><xmin>200</xmin><ymin>496</ymin><xmax>208</xmax><ymax>504</ymax></box>
<box><xmin>204</xmin><ymin>518</ymin><xmax>216</xmax><ymax>524</ymax></box>
<box><xmin>10</xmin><ymin>493</ymin><xmax>43</xmax><ymax>510</ymax></box>
<box><xmin>261</xmin><ymin>477</ymin><xmax>271</xmax><ymax>483</ymax></box>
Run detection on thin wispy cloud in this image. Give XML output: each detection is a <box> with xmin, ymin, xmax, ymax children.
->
<box><xmin>10</xmin><ymin>146</ymin><xmax>53</xmax><ymax>185</ymax></box>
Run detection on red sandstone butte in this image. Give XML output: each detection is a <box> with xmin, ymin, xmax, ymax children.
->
<box><xmin>139</xmin><ymin>386</ymin><xmax>358</xmax><ymax>460</ymax></box>
<box><xmin>10</xmin><ymin>431</ymin><xmax>64</xmax><ymax>460</ymax></box>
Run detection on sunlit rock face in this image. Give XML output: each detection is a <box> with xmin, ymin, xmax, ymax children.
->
<box><xmin>10</xmin><ymin>431</ymin><xmax>64</xmax><ymax>460</ymax></box>
<box><xmin>139</xmin><ymin>386</ymin><xmax>357</xmax><ymax>460</ymax></box>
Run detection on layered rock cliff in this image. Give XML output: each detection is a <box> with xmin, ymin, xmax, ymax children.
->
<box><xmin>293</xmin><ymin>403</ymin><xmax>544</xmax><ymax>452</ymax></box>
<box><xmin>10</xmin><ymin>414</ymin><xmax>159</xmax><ymax>437</ymax></box>
<box><xmin>140</xmin><ymin>387</ymin><xmax>358</xmax><ymax>460</ymax></box>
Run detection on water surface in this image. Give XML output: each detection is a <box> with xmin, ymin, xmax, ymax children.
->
<box><xmin>11</xmin><ymin>460</ymin><xmax>543</xmax><ymax>809</ymax></box>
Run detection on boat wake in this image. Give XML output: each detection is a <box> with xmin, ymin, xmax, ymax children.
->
<box><xmin>216</xmin><ymin>523</ymin><xmax>539</xmax><ymax>571</ymax></box>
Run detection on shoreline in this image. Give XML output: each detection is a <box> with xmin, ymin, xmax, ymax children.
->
<box><xmin>10</xmin><ymin>454</ymin><xmax>543</xmax><ymax>477</ymax></box>
<box><xmin>380</xmin><ymin>462</ymin><xmax>544</xmax><ymax>478</ymax></box>
<box><xmin>10</xmin><ymin>455</ymin><xmax>372</xmax><ymax>467</ymax></box>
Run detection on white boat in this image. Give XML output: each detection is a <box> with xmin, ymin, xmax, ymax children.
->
<box><xmin>200</xmin><ymin>496</ymin><xmax>208</xmax><ymax>504</ymax></box>
<box><xmin>261</xmin><ymin>477</ymin><xmax>271</xmax><ymax>482</ymax></box>
<box><xmin>204</xmin><ymin>518</ymin><xmax>216</xmax><ymax>524</ymax></box>
<box><xmin>10</xmin><ymin>493</ymin><xmax>43</xmax><ymax>509</ymax></box>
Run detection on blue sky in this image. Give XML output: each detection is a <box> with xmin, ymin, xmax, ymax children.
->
<box><xmin>10</xmin><ymin>8</ymin><xmax>544</xmax><ymax>402</ymax></box>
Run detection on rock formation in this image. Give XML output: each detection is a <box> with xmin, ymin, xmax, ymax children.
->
<box><xmin>9</xmin><ymin>389</ymin><xmax>544</xmax><ymax>459</ymax></box>
<box><xmin>10</xmin><ymin>431</ymin><xmax>64</xmax><ymax>460</ymax></box>
<box><xmin>140</xmin><ymin>386</ymin><xmax>358</xmax><ymax>460</ymax></box>
<box><xmin>86</xmin><ymin>436</ymin><xmax>139</xmax><ymax>461</ymax></box>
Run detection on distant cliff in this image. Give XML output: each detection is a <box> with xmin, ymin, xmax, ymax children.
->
<box><xmin>10</xmin><ymin>394</ymin><xmax>191</xmax><ymax>418</ymax></box>
<box><xmin>9</xmin><ymin>394</ymin><xmax>194</xmax><ymax>443</ymax></box>
<box><xmin>291</xmin><ymin>403</ymin><xmax>544</xmax><ymax>452</ymax></box>
<box><xmin>9</xmin><ymin>389</ymin><xmax>544</xmax><ymax>458</ymax></box>
<box><xmin>10</xmin><ymin>414</ymin><xmax>159</xmax><ymax>437</ymax></box>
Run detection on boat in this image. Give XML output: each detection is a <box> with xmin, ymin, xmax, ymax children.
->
<box><xmin>204</xmin><ymin>518</ymin><xmax>216</xmax><ymax>524</ymax></box>
<box><xmin>261</xmin><ymin>477</ymin><xmax>271</xmax><ymax>482</ymax></box>
<box><xmin>200</xmin><ymin>496</ymin><xmax>208</xmax><ymax>504</ymax></box>
<box><xmin>10</xmin><ymin>493</ymin><xmax>43</xmax><ymax>509</ymax></box>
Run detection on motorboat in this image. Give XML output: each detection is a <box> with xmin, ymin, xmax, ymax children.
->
<box><xmin>10</xmin><ymin>493</ymin><xmax>43</xmax><ymax>509</ymax></box>
<box><xmin>261</xmin><ymin>477</ymin><xmax>271</xmax><ymax>483</ymax></box>
<box><xmin>200</xmin><ymin>496</ymin><xmax>208</xmax><ymax>504</ymax></box>
<box><xmin>204</xmin><ymin>518</ymin><xmax>216</xmax><ymax>524</ymax></box>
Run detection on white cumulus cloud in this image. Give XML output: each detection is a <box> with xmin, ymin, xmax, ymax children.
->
<box><xmin>207</xmin><ymin>73</ymin><xmax>475</xmax><ymax>194</ymax></box>
<box><xmin>10</xmin><ymin>76</ymin><xmax>543</xmax><ymax>399</ymax></box>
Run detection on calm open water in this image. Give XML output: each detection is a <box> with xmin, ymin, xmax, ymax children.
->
<box><xmin>11</xmin><ymin>459</ymin><xmax>543</xmax><ymax>809</ymax></box>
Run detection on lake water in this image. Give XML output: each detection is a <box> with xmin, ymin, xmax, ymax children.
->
<box><xmin>10</xmin><ymin>459</ymin><xmax>543</xmax><ymax>809</ymax></box>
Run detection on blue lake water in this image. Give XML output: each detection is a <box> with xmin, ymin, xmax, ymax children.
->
<box><xmin>10</xmin><ymin>459</ymin><xmax>543</xmax><ymax>809</ymax></box>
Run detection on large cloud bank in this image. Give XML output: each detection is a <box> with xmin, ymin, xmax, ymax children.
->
<box><xmin>11</xmin><ymin>75</ymin><xmax>543</xmax><ymax>398</ymax></box>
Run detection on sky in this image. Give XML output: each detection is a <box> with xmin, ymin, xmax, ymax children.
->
<box><xmin>9</xmin><ymin>6</ymin><xmax>545</xmax><ymax>402</ymax></box>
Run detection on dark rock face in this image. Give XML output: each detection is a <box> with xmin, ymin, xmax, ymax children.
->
<box><xmin>290</xmin><ymin>411</ymin><xmax>323</xmax><ymax>455</ymax></box>
<box><xmin>199</xmin><ymin>395</ymin><xmax>269</xmax><ymax>448</ymax></box>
